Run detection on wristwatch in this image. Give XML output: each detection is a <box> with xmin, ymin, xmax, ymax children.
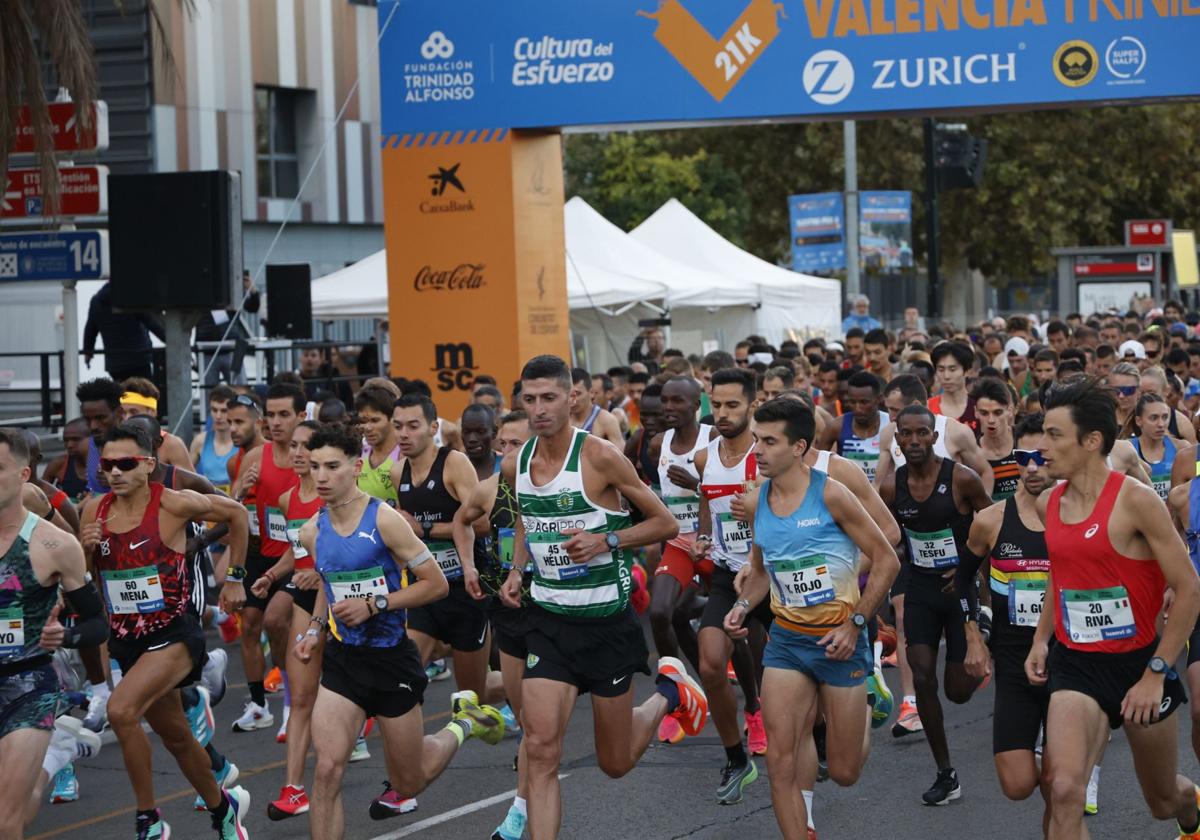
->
<box><xmin>605</xmin><ymin>532</ymin><xmax>621</xmax><ymax>551</ymax></box>
<box><xmin>374</xmin><ymin>594</ymin><xmax>389</xmax><ymax>615</ymax></box>
<box><xmin>850</xmin><ymin>613</ymin><xmax>867</xmax><ymax>629</ymax></box>
<box><xmin>422</xmin><ymin>523</ymin><xmax>433</xmax><ymax>542</ymax></box>
<box><xmin>225</xmin><ymin>566</ymin><xmax>247</xmax><ymax>582</ymax></box>
<box><xmin>1148</xmin><ymin>656</ymin><xmax>1169</xmax><ymax>675</ymax></box>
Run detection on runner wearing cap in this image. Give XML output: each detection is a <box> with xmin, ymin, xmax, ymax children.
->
<box><xmin>1005</xmin><ymin>338</ymin><xmax>1033</xmax><ymax>398</ymax></box>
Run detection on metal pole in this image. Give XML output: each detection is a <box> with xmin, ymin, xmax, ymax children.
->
<box><xmin>844</xmin><ymin>120</ymin><xmax>860</xmax><ymax>300</ymax></box>
<box><xmin>923</xmin><ymin>118</ymin><xmax>942</xmax><ymax>319</ymax></box>
<box><xmin>62</xmin><ymin>281</ymin><xmax>80</xmax><ymax>421</ymax></box>
<box><xmin>164</xmin><ymin>310</ymin><xmax>202</xmax><ymax>447</ymax></box>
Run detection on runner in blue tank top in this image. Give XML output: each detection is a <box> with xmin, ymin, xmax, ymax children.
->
<box><xmin>293</xmin><ymin>424</ymin><xmax>505</xmax><ymax>838</ymax></box>
<box><xmin>725</xmin><ymin>397</ymin><xmax>898</xmax><ymax>840</ymax></box>
<box><xmin>1168</xmin><ymin>471</ymin><xmax>1200</xmax><ymax>768</ymax></box>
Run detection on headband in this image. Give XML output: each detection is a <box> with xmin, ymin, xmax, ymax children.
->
<box><xmin>121</xmin><ymin>392</ymin><xmax>158</xmax><ymax>411</ymax></box>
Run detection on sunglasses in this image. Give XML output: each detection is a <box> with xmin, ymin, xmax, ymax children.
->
<box><xmin>100</xmin><ymin>455</ymin><xmax>153</xmax><ymax>473</ymax></box>
<box><xmin>1115</xmin><ymin>385</ymin><xmax>1138</xmax><ymax>396</ymax></box>
<box><xmin>233</xmin><ymin>394</ymin><xmax>257</xmax><ymax>407</ymax></box>
<box><xmin>1013</xmin><ymin>449</ymin><xmax>1046</xmax><ymax>467</ymax></box>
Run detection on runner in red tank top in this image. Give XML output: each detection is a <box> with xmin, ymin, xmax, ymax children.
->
<box><xmin>230</xmin><ymin>383</ymin><xmax>303</xmax><ymax>734</ymax></box>
<box><xmin>79</xmin><ymin>422</ymin><xmax>251</xmax><ymax>838</ymax></box>
<box><xmin>1026</xmin><ymin>378</ymin><xmax>1200</xmax><ymax>839</ymax></box>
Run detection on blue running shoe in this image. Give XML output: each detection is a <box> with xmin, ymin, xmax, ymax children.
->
<box><xmin>194</xmin><ymin>758</ymin><xmax>240</xmax><ymax>811</ymax></box>
<box><xmin>185</xmin><ymin>686</ymin><xmax>214</xmax><ymax>747</ymax></box>
<box><xmin>867</xmin><ymin>666</ymin><xmax>894</xmax><ymax>730</ymax></box>
<box><xmin>492</xmin><ymin>804</ymin><xmax>527</xmax><ymax>840</ymax></box>
<box><xmin>498</xmin><ymin>704</ymin><xmax>520</xmax><ymax>734</ymax></box>
<box><xmin>211</xmin><ymin>786</ymin><xmax>250</xmax><ymax>839</ymax></box>
<box><xmin>50</xmin><ymin>764</ymin><xmax>79</xmax><ymax>803</ymax></box>
<box><xmin>425</xmin><ymin>659</ymin><xmax>451</xmax><ymax>682</ymax></box>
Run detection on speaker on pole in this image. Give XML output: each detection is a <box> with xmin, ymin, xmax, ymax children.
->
<box><xmin>265</xmin><ymin>263</ymin><xmax>313</xmax><ymax>339</ymax></box>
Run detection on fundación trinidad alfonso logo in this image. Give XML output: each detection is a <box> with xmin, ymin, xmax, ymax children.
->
<box><xmin>638</xmin><ymin>0</ymin><xmax>786</xmax><ymax>102</ymax></box>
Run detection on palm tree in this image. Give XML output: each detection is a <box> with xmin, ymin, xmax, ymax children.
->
<box><xmin>0</xmin><ymin>0</ymin><xmax>188</xmax><ymax>214</ymax></box>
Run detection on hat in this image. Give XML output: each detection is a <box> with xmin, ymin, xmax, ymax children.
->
<box><xmin>826</xmin><ymin>341</ymin><xmax>845</xmax><ymax>353</ymax></box>
<box><xmin>1170</xmin><ymin>323</ymin><xmax>1189</xmax><ymax>336</ymax></box>
<box><xmin>1119</xmin><ymin>340</ymin><xmax>1146</xmax><ymax>360</ymax></box>
<box><xmin>1004</xmin><ymin>337</ymin><xmax>1030</xmax><ymax>357</ymax></box>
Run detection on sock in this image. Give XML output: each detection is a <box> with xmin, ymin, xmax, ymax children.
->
<box><xmin>90</xmin><ymin>681</ymin><xmax>111</xmax><ymax>702</ymax></box>
<box><xmin>903</xmin><ymin>694</ymin><xmax>915</xmax><ymax>706</ymax></box>
<box><xmin>873</xmin><ymin>640</ymin><xmax>883</xmax><ymax>664</ymax></box>
<box><xmin>209</xmin><ymin>792</ymin><xmax>230</xmax><ymax>818</ymax></box>
<box><xmin>512</xmin><ymin>796</ymin><xmax>527</xmax><ymax>817</ymax></box>
<box><xmin>654</xmin><ymin>676</ymin><xmax>680</xmax><ymax>711</ymax></box>
<box><xmin>249</xmin><ymin>681</ymin><xmax>265</xmax><ymax>707</ymax></box>
<box><xmin>724</xmin><ymin>743</ymin><xmax>748</xmax><ymax>768</ymax></box>
<box><xmin>282</xmin><ymin>671</ymin><xmax>291</xmax><ymax>708</ymax></box>
<box><xmin>136</xmin><ymin>809</ymin><xmax>158</xmax><ymax>824</ymax></box>
<box><xmin>803</xmin><ymin>790</ymin><xmax>814</xmax><ymax>829</ymax></box>
<box><xmin>205</xmin><ymin>743</ymin><xmax>224</xmax><ymax>773</ymax></box>
<box><xmin>444</xmin><ymin>718</ymin><xmax>471</xmax><ymax>747</ymax></box>
<box><xmin>42</xmin><ymin>743</ymin><xmax>73</xmax><ymax>780</ymax></box>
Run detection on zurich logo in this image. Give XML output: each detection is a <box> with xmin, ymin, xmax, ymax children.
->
<box><xmin>1105</xmin><ymin>36</ymin><xmax>1146</xmax><ymax>81</ymax></box>
<box><xmin>803</xmin><ymin>50</ymin><xmax>854</xmax><ymax>105</ymax></box>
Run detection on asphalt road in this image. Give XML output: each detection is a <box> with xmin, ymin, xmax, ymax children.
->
<box><xmin>27</xmin><ymin>622</ymin><xmax>1199</xmax><ymax>840</ymax></box>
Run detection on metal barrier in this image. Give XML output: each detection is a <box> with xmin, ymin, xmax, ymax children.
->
<box><xmin>0</xmin><ymin>351</ymin><xmax>66</xmax><ymax>428</ymax></box>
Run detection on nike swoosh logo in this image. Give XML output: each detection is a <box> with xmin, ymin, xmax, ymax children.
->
<box><xmin>478</xmin><ymin>625</ymin><xmax>488</xmax><ymax>645</ymax></box>
<box><xmin>612</xmin><ymin>675</ymin><xmax>628</xmax><ymax>685</ymax></box>
<box><xmin>130</xmin><ymin>539</ymin><xmax>150</xmax><ymax>550</ymax></box>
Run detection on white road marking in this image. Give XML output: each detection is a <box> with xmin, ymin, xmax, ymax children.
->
<box><xmin>367</xmin><ymin>774</ymin><xmax>569</xmax><ymax>839</ymax></box>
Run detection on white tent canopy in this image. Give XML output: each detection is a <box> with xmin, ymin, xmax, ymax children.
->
<box><xmin>310</xmin><ymin>249</ymin><xmax>389</xmax><ymax>318</ymax></box>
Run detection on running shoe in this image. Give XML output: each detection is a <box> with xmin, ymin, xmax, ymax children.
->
<box><xmin>744</xmin><ymin>710</ymin><xmax>767</xmax><ymax>756</ymax></box>
<box><xmin>630</xmin><ymin>562</ymin><xmax>650</xmax><ymax>615</ymax></box>
<box><xmin>218</xmin><ymin>612</ymin><xmax>240</xmax><ymax>644</ymax></box>
<box><xmin>202</xmin><ymin>649</ymin><xmax>229</xmax><ymax>707</ymax></box>
<box><xmin>264</xmin><ymin>666</ymin><xmax>284</xmax><ymax>694</ymax></box>
<box><xmin>1085</xmin><ymin>764</ymin><xmax>1100</xmax><ymax>815</ymax></box>
<box><xmin>726</xmin><ymin>660</ymin><xmax>738</xmax><ymax>684</ymax></box>
<box><xmin>276</xmin><ymin>704</ymin><xmax>290</xmax><ymax>743</ymax></box>
<box><xmin>492</xmin><ymin>803</ymin><xmax>527</xmax><ymax>840</ymax></box>
<box><xmin>808</xmin><ymin>829</ymin><xmax>817</xmax><ymax>840</ymax></box>
<box><xmin>211</xmin><ymin>786</ymin><xmax>250</xmax><ymax>839</ymax></box>
<box><xmin>880</xmin><ymin>651</ymin><xmax>898</xmax><ymax>669</ymax></box>
<box><xmin>55</xmin><ymin>715</ymin><xmax>103</xmax><ymax>759</ymax></box>
<box><xmin>715</xmin><ymin>759</ymin><xmax>758</xmax><ymax>805</ymax></box>
<box><xmin>425</xmin><ymin>658</ymin><xmax>451</xmax><ymax>682</ymax></box>
<box><xmin>231</xmin><ymin>699</ymin><xmax>273</xmax><ymax>732</ymax></box>
<box><xmin>349</xmin><ymin>735</ymin><xmax>371</xmax><ymax>762</ymax></box>
<box><xmin>498</xmin><ymin>703</ymin><xmax>520</xmax><ymax>734</ymax></box>
<box><xmin>657</xmin><ymin>714</ymin><xmax>685</xmax><ymax>744</ymax></box>
<box><xmin>867</xmin><ymin>667</ymin><xmax>893</xmax><ymax>729</ymax></box>
<box><xmin>82</xmin><ymin>691</ymin><xmax>108</xmax><ymax>733</ymax></box>
<box><xmin>451</xmin><ymin>689</ymin><xmax>506</xmax><ymax>745</ymax></box>
<box><xmin>891</xmin><ymin>699</ymin><xmax>923</xmax><ymax>738</ymax></box>
<box><xmin>657</xmin><ymin>656</ymin><xmax>709</xmax><ymax>736</ymax></box>
<box><xmin>135</xmin><ymin>809</ymin><xmax>169</xmax><ymax>840</ymax></box>
<box><xmin>369</xmin><ymin>781</ymin><xmax>418</xmax><ymax>820</ymax></box>
<box><xmin>267</xmin><ymin>784</ymin><xmax>309</xmax><ymax>820</ymax></box>
<box><xmin>1178</xmin><ymin>786</ymin><xmax>1200</xmax><ymax>838</ymax></box>
<box><xmin>186</xmin><ymin>686</ymin><xmax>215</xmax><ymax>747</ymax></box>
<box><xmin>194</xmin><ymin>758</ymin><xmax>240</xmax><ymax>811</ymax></box>
<box><xmin>977</xmin><ymin>605</ymin><xmax>993</xmax><ymax>645</ymax></box>
<box><xmin>49</xmin><ymin>764</ymin><xmax>79</xmax><ymax>803</ymax></box>
<box><xmin>814</xmin><ymin>723</ymin><xmax>828</xmax><ymax>783</ymax></box>
<box><xmin>922</xmin><ymin>767</ymin><xmax>961</xmax><ymax>806</ymax></box>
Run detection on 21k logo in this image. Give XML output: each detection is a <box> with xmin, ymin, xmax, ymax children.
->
<box><xmin>639</xmin><ymin>0</ymin><xmax>785</xmax><ymax>102</ymax></box>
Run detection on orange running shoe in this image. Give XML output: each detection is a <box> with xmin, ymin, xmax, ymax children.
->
<box><xmin>880</xmin><ymin>651</ymin><xmax>898</xmax><ymax>668</ymax></box>
<box><xmin>876</xmin><ymin>618</ymin><xmax>897</xmax><ymax>658</ymax></box>
<box><xmin>218</xmin><ymin>612</ymin><xmax>241</xmax><ymax>645</ymax></box>
<box><xmin>657</xmin><ymin>656</ymin><xmax>708</xmax><ymax>736</ymax></box>
<box><xmin>745</xmin><ymin>710</ymin><xmax>767</xmax><ymax>755</ymax></box>
<box><xmin>264</xmin><ymin>666</ymin><xmax>284</xmax><ymax>694</ymax></box>
<box><xmin>726</xmin><ymin>660</ymin><xmax>738</xmax><ymax>684</ymax></box>
<box><xmin>891</xmin><ymin>698</ymin><xmax>923</xmax><ymax>738</ymax></box>
<box><xmin>808</xmin><ymin>828</ymin><xmax>817</xmax><ymax>840</ymax></box>
<box><xmin>657</xmin><ymin>714</ymin><xmax>685</xmax><ymax>744</ymax></box>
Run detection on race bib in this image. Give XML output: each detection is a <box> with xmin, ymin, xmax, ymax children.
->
<box><xmin>327</xmin><ymin>566</ymin><xmax>388</xmax><ymax>603</ymax></box>
<box><xmin>0</xmin><ymin>607</ymin><xmax>24</xmax><ymax>658</ymax></box>
<box><xmin>718</xmin><ymin>512</ymin><xmax>752</xmax><ymax>556</ymax></box>
<box><xmin>844</xmin><ymin>451</ymin><xmax>879</xmax><ymax>482</ymax></box>
<box><xmin>907</xmin><ymin>528</ymin><xmax>959</xmax><ymax>569</ymax></box>
<box><xmin>495</xmin><ymin>527</ymin><xmax>531</xmax><ymax>572</ymax></box>
<box><xmin>664</xmin><ymin>495</ymin><xmax>700</xmax><ymax>533</ymax></box>
<box><xmin>102</xmin><ymin>566</ymin><xmax>167</xmax><ymax>615</ymax></box>
<box><xmin>246</xmin><ymin>504</ymin><xmax>260</xmax><ymax>537</ymax></box>
<box><xmin>526</xmin><ymin>531</ymin><xmax>594</xmax><ymax>581</ymax></box>
<box><xmin>1151</xmin><ymin>472</ymin><xmax>1170</xmax><ymax>502</ymax></box>
<box><xmin>287</xmin><ymin>521</ymin><xmax>309</xmax><ymax>560</ymax></box>
<box><xmin>770</xmin><ymin>555</ymin><xmax>835</xmax><ymax>608</ymax></box>
<box><xmin>266</xmin><ymin>507</ymin><xmax>288</xmax><ymax>543</ymax></box>
<box><xmin>428</xmin><ymin>540</ymin><xmax>462</xmax><ymax>581</ymax></box>
<box><xmin>1062</xmin><ymin>586</ymin><xmax>1137</xmax><ymax>644</ymax></box>
<box><xmin>1007</xmin><ymin>578</ymin><xmax>1046</xmax><ymax>628</ymax></box>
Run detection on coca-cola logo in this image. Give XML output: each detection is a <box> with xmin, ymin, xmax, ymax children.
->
<box><xmin>413</xmin><ymin>263</ymin><xmax>486</xmax><ymax>292</ymax></box>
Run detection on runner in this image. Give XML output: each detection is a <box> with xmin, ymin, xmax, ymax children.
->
<box><xmin>354</xmin><ymin>385</ymin><xmax>402</xmax><ymax>507</ymax></box>
<box><xmin>452</xmin><ymin>410</ymin><xmax>535</xmax><ymax>840</ymax></box>
<box><xmin>694</xmin><ymin>367</ymin><xmax>770</xmax><ymax>803</ymax></box>
<box><xmin>973</xmin><ymin>379</ymin><xmax>1020</xmax><ymax>502</ymax></box>
<box><xmin>77</xmin><ymin>378</ymin><xmax>124</xmax><ymax>496</ymax></box>
<box><xmin>462</xmin><ymin>404</ymin><xmax>501</xmax><ymax>481</ymax></box>
<box><xmin>649</xmin><ymin>376</ymin><xmax>714</xmax><ymax>677</ymax></box>
<box><xmin>501</xmin><ymin>355</ymin><xmax>707</xmax><ymax>840</ymax></box>
<box><xmin>1027</xmin><ymin>377</ymin><xmax>1200</xmax><ymax>838</ymax></box>
<box><xmin>879</xmin><ymin>404</ymin><xmax>992</xmax><ymax>805</ymax></box>
<box><xmin>230</xmin><ymin>383</ymin><xmax>303</xmax><ymax>734</ymax></box>
<box><xmin>815</xmin><ymin>370</ymin><xmax>888</xmax><ymax>483</ymax></box>
<box><xmin>569</xmin><ymin>368</ymin><xmax>624</xmax><ymax>447</ymax></box>
<box><xmin>725</xmin><ymin>397</ymin><xmax>899</xmax><ymax>840</ymax></box>
<box><xmin>623</xmin><ymin>384</ymin><xmax>665</xmax><ymax>495</ymax></box>
<box><xmin>1131</xmin><ymin>392</ymin><xmax>1183</xmax><ymax>501</ymax></box>
<box><xmin>863</xmin><ymin>328</ymin><xmax>894</xmax><ymax>383</ymax></box>
<box><xmin>42</xmin><ymin>418</ymin><xmax>90</xmax><ymax>505</ymax></box>
<box><xmin>78</xmin><ymin>423</ymin><xmax>252</xmax><ymax>839</ymax></box>
<box><xmin>293</xmin><ymin>423</ymin><xmax>505</xmax><ymax>840</ymax></box>
<box><xmin>928</xmin><ymin>341</ymin><xmax>980</xmax><ymax>435</ymax></box>
<box><xmin>118</xmin><ymin>379</ymin><xmax>194</xmax><ymax>470</ymax></box>
<box><xmin>389</xmin><ymin>394</ymin><xmax>494</xmax><ymax>700</ymax></box>
<box><xmin>17</xmin><ymin>430</ymin><xmax>80</xmax><ymax>534</ymax></box>
<box><xmin>190</xmin><ymin>386</ymin><xmax>238</xmax><ymax>493</ymax></box>
<box><xmin>1168</xmin><ymin>452</ymin><xmax>1200</xmax><ymax>769</ymax></box>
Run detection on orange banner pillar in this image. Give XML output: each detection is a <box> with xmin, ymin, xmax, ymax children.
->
<box><xmin>381</xmin><ymin>128</ymin><xmax>569</xmax><ymax>420</ymax></box>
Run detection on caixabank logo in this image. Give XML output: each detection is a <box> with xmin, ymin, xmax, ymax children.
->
<box><xmin>639</xmin><ymin>0</ymin><xmax>786</xmax><ymax>102</ymax></box>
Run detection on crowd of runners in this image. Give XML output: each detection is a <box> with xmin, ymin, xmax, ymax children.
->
<box><xmin>5</xmin><ymin>302</ymin><xmax>1200</xmax><ymax>839</ymax></box>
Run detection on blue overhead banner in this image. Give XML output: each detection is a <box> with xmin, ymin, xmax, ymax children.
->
<box><xmin>379</xmin><ymin>0</ymin><xmax>1196</xmax><ymax>135</ymax></box>
<box><xmin>789</xmin><ymin>192</ymin><xmax>845</xmax><ymax>274</ymax></box>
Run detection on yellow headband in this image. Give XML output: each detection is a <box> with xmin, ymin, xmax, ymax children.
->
<box><xmin>121</xmin><ymin>392</ymin><xmax>158</xmax><ymax>411</ymax></box>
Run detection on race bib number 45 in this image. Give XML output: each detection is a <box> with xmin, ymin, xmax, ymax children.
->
<box><xmin>102</xmin><ymin>566</ymin><xmax>167</xmax><ymax>615</ymax></box>
<box><xmin>769</xmin><ymin>555</ymin><xmax>835</xmax><ymax>609</ymax></box>
<box><xmin>1062</xmin><ymin>586</ymin><xmax>1136</xmax><ymax>644</ymax></box>
<box><xmin>527</xmin><ymin>531</ymin><xmax>595</xmax><ymax>581</ymax></box>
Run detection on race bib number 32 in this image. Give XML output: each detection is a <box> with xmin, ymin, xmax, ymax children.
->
<box><xmin>907</xmin><ymin>528</ymin><xmax>959</xmax><ymax>570</ymax></box>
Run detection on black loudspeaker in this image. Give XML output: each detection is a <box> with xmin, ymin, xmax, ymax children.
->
<box><xmin>265</xmin><ymin>263</ymin><xmax>312</xmax><ymax>339</ymax></box>
<box><xmin>109</xmin><ymin>171</ymin><xmax>242</xmax><ymax>309</ymax></box>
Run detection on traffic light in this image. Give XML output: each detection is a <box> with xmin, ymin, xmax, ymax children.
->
<box><xmin>934</xmin><ymin>125</ymin><xmax>987</xmax><ymax>190</ymax></box>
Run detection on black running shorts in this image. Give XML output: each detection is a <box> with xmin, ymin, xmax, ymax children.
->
<box><xmin>523</xmin><ymin>606</ymin><xmax>649</xmax><ymax>697</ymax></box>
<box><xmin>1047</xmin><ymin>640</ymin><xmax>1187</xmax><ymax>730</ymax></box>
<box><xmin>903</xmin><ymin>569</ymin><xmax>968</xmax><ymax>663</ymax></box>
<box><xmin>320</xmin><ymin>636</ymin><xmax>427</xmax><ymax>719</ymax></box>
<box><xmin>407</xmin><ymin>584</ymin><xmax>490</xmax><ymax>652</ymax></box>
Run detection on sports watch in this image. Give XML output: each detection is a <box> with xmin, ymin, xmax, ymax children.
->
<box><xmin>225</xmin><ymin>566</ymin><xmax>247</xmax><ymax>582</ymax></box>
<box><xmin>850</xmin><ymin>613</ymin><xmax>867</xmax><ymax>629</ymax></box>
<box><xmin>605</xmin><ymin>532</ymin><xmax>621</xmax><ymax>550</ymax></box>
<box><xmin>373</xmin><ymin>594</ymin><xmax>390</xmax><ymax>614</ymax></box>
<box><xmin>1148</xmin><ymin>656</ymin><xmax>1169</xmax><ymax>675</ymax></box>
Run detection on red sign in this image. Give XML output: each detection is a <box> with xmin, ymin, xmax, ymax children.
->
<box><xmin>1</xmin><ymin>166</ymin><xmax>107</xmax><ymax>219</ymax></box>
<box><xmin>11</xmin><ymin>101</ymin><xmax>109</xmax><ymax>154</ymax></box>
<box><xmin>1124</xmin><ymin>218</ymin><xmax>1172</xmax><ymax>248</ymax></box>
<box><xmin>1074</xmin><ymin>253</ymin><xmax>1155</xmax><ymax>277</ymax></box>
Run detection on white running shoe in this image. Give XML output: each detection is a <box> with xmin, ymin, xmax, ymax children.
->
<box><xmin>54</xmin><ymin>715</ymin><xmax>102</xmax><ymax>759</ymax></box>
<box><xmin>231</xmin><ymin>699</ymin><xmax>274</xmax><ymax>732</ymax></box>
<box><xmin>1085</xmin><ymin>764</ymin><xmax>1100</xmax><ymax>815</ymax></box>
<box><xmin>349</xmin><ymin>735</ymin><xmax>371</xmax><ymax>762</ymax></box>
<box><xmin>82</xmin><ymin>690</ymin><xmax>108</xmax><ymax>733</ymax></box>
<box><xmin>202</xmin><ymin>649</ymin><xmax>229</xmax><ymax>707</ymax></box>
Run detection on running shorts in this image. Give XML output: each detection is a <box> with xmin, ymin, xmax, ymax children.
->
<box><xmin>523</xmin><ymin>606</ymin><xmax>649</xmax><ymax>697</ymax></box>
<box><xmin>0</xmin><ymin>657</ymin><xmax>61</xmax><ymax>739</ymax></box>
<box><xmin>1047</xmin><ymin>640</ymin><xmax>1187</xmax><ymax>730</ymax></box>
<box><xmin>283</xmin><ymin>580</ymin><xmax>318</xmax><ymax>616</ymax></box>
<box><xmin>407</xmin><ymin>584</ymin><xmax>490</xmax><ymax>653</ymax></box>
<box><xmin>108</xmin><ymin>613</ymin><xmax>207</xmax><ymax>689</ymax></box>
<box><xmin>699</xmin><ymin>565</ymin><xmax>774</xmax><ymax>632</ymax></box>
<box><xmin>902</xmin><ymin>569</ymin><xmax>967</xmax><ymax>663</ymax></box>
<box><xmin>243</xmin><ymin>549</ymin><xmax>292</xmax><ymax>612</ymax></box>
<box><xmin>654</xmin><ymin>538</ymin><xmax>713</xmax><ymax>589</ymax></box>
<box><xmin>763</xmin><ymin>624</ymin><xmax>871</xmax><ymax>688</ymax></box>
<box><xmin>321</xmin><ymin>636</ymin><xmax>427</xmax><ymax>719</ymax></box>
<box><xmin>487</xmin><ymin>597</ymin><xmax>535</xmax><ymax>660</ymax></box>
<box><xmin>992</xmin><ymin>644</ymin><xmax>1049</xmax><ymax>754</ymax></box>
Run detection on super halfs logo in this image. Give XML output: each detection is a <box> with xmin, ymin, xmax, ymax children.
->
<box><xmin>639</xmin><ymin>0</ymin><xmax>785</xmax><ymax>102</ymax></box>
